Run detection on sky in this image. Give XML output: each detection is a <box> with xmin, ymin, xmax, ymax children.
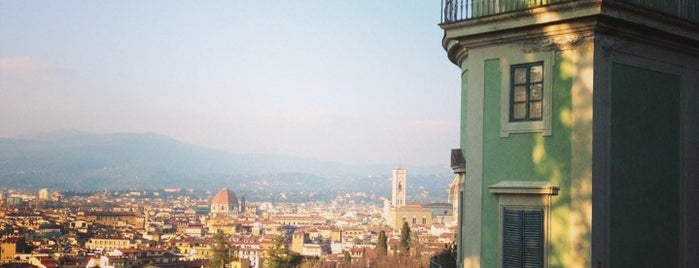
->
<box><xmin>0</xmin><ymin>1</ymin><xmax>461</xmax><ymax>166</ymax></box>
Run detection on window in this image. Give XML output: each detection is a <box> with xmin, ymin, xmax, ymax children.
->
<box><xmin>499</xmin><ymin>52</ymin><xmax>553</xmax><ymax>137</ymax></box>
<box><xmin>510</xmin><ymin>62</ymin><xmax>544</xmax><ymax>122</ymax></box>
<box><xmin>489</xmin><ymin>181</ymin><xmax>559</xmax><ymax>268</ymax></box>
<box><xmin>412</xmin><ymin>217</ymin><xmax>417</xmax><ymax>225</ymax></box>
<box><xmin>502</xmin><ymin>208</ymin><xmax>544</xmax><ymax>268</ymax></box>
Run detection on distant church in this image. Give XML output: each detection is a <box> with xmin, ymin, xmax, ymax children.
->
<box><xmin>210</xmin><ymin>188</ymin><xmax>244</xmax><ymax>217</ymax></box>
<box><xmin>383</xmin><ymin>168</ymin><xmax>459</xmax><ymax>230</ymax></box>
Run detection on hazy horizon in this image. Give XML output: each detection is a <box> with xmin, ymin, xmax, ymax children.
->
<box><xmin>0</xmin><ymin>1</ymin><xmax>461</xmax><ymax>166</ymax></box>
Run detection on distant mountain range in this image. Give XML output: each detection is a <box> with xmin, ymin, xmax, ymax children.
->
<box><xmin>0</xmin><ymin>130</ymin><xmax>454</xmax><ymax>202</ymax></box>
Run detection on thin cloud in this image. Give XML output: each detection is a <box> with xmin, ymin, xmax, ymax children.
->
<box><xmin>0</xmin><ymin>56</ymin><xmax>54</xmax><ymax>73</ymax></box>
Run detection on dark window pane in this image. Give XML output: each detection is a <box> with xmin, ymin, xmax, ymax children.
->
<box><xmin>513</xmin><ymin>103</ymin><xmax>527</xmax><ymax>119</ymax></box>
<box><xmin>530</xmin><ymin>65</ymin><xmax>543</xmax><ymax>82</ymax></box>
<box><xmin>514</xmin><ymin>68</ymin><xmax>527</xmax><ymax>84</ymax></box>
<box><xmin>530</xmin><ymin>101</ymin><xmax>542</xmax><ymax>119</ymax></box>
<box><xmin>514</xmin><ymin>86</ymin><xmax>527</xmax><ymax>102</ymax></box>
<box><xmin>530</xmin><ymin>83</ymin><xmax>542</xmax><ymax>101</ymax></box>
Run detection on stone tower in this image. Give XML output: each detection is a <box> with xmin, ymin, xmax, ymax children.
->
<box><xmin>391</xmin><ymin>168</ymin><xmax>407</xmax><ymax>207</ymax></box>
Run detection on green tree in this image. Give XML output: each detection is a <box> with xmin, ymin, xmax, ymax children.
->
<box><xmin>265</xmin><ymin>235</ymin><xmax>302</xmax><ymax>268</ymax></box>
<box><xmin>376</xmin><ymin>230</ymin><xmax>388</xmax><ymax>257</ymax></box>
<box><xmin>208</xmin><ymin>230</ymin><xmax>231</xmax><ymax>268</ymax></box>
<box><xmin>298</xmin><ymin>256</ymin><xmax>323</xmax><ymax>268</ymax></box>
<box><xmin>400</xmin><ymin>222</ymin><xmax>411</xmax><ymax>255</ymax></box>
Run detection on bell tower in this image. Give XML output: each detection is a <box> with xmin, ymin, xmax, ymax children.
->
<box><xmin>391</xmin><ymin>168</ymin><xmax>407</xmax><ymax>207</ymax></box>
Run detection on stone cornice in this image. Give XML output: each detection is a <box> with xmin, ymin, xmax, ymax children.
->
<box><xmin>593</xmin><ymin>13</ymin><xmax>699</xmax><ymax>55</ymax></box>
<box><xmin>440</xmin><ymin>1</ymin><xmax>602</xmax><ymax>66</ymax></box>
<box><xmin>440</xmin><ymin>0</ymin><xmax>699</xmax><ymax>66</ymax></box>
<box><xmin>443</xmin><ymin>39</ymin><xmax>469</xmax><ymax>67</ymax></box>
<box><xmin>489</xmin><ymin>181</ymin><xmax>560</xmax><ymax>196</ymax></box>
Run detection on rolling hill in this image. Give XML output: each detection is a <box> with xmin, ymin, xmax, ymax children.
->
<box><xmin>0</xmin><ymin>130</ymin><xmax>454</xmax><ymax>202</ymax></box>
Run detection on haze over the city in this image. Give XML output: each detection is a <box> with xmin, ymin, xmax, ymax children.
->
<box><xmin>0</xmin><ymin>1</ymin><xmax>460</xmax><ymax>166</ymax></box>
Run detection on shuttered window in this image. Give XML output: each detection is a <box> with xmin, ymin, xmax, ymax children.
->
<box><xmin>503</xmin><ymin>208</ymin><xmax>544</xmax><ymax>268</ymax></box>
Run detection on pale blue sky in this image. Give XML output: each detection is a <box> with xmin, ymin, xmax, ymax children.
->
<box><xmin>0</xmin><ymin>1</ymin><xmax>460</xmax><ymax>165</ymax></box>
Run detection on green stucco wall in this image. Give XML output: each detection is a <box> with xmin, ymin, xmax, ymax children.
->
<box><xmin>461</xmin><ymin>69</ymin><xmax>469</xmax><ymax>148</ymax></box>
<box><xmin>610</xmin><ymin>63</ymin><xmax>680</xmax><ymax>268</ymax></box>
<box><xmin>480</xmin><ymin>53</ymin><xmax>573</xmax><ymax>267</ymax></box>
<box><xmin>458</xmin><ymin>68</ymin><xmax>468</xmax><ymax>266</ymax></box>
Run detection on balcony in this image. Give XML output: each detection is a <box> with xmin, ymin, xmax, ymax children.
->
<box><xmin>441</xmin><ymin>0</ymin><xmax>699</xmax><ymax>23</ymax></box>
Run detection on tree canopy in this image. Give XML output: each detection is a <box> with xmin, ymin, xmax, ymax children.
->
<box><xmin>265</xmin><ymin>235</ymin><xmax>302</xmax><ymax>268</ymax></box>
<box><xmin>400</xmin><ymin>222</ymin><xmax>411</xmax><ymax>255</ymax></box>
<box><xmin>208</xmin><ymin>230</ymin><xmax>231</xmax><ymax>268</ymax></box>
<box><xmin>377</xmin><ymin>230</ymin><xmax>388</xmax><ymax>256</ymax></box>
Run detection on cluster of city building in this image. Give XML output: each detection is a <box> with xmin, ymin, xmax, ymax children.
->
<box><xmin>0</xmin><ymin>168</ymin><xmax>459</xmax><ymax>268</ymax></box>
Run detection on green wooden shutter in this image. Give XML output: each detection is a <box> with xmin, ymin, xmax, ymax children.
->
<box><xmin>503</xmin><ymin>209</ymin><xmax>523</xmax><ymax>267</ymax></box>
<box><xmin>522</xmin><ymin>210</ymin><xmax>543</xmax><ymax>267</ymax></box>
<box><xmin>503</xmin><ymin>208</ymin><xmax>544</xmax><ymax>268</ymax></box>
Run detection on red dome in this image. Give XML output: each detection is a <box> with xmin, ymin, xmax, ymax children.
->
<box><xmin>212</xmin><ymin>188</ymin><xmax>239</xmax><ymax>208</ymax></box>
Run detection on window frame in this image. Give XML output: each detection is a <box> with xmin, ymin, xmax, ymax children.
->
<box><xmin>510</xmin><ymin>62</ymin><xmax>545</xmax><ymax>122</ymax></box>
<box><xmin>499</xmin><ymin>52</ymin><xmax>554</xmax><ymax>137</ymax></box>
<box><xmin>489</xmin><ymin>181</ymin><xmax>559</xmax><ymax>268</ymax></box>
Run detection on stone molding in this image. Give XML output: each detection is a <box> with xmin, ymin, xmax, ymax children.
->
<box><xmin>489</xmin><ymin>181</ymin><xmax>560</xmax><ymax>196</ymax></box>
<box><xmin>440</xmin><ymin>1</ymin><xmax>699</xmax><ymax>66</ymax></box>
<box><xmin>514</xmin><ymin>32</ymin><xmax>595</xmax><ymax>54</ymax></box>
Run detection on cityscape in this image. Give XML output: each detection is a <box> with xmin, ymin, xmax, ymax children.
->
<box><xmin>3</xmin><ymin>1</ymin><xmax>699</xmax><ymax>268</ymax></box>
<box><xmin>0</xmin><ymin>168</ymin><xmax>458</xmax><ymax>268</ymax></box>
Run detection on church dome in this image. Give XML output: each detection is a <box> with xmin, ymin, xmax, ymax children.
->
<box><xmin>211</xmin><ymin>188</ymin><xmax>239</xmax><ymax>216</ymax></box>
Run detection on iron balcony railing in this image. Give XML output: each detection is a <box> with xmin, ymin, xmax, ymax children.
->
<box><xmin>441</xmin><ymin>0</ymin><xmax>699</xmax><ymax>23</ymax></box>
<box><xmin>440</xmin><ymin>0</ymin><xmax>572</xmax><ymax>22</ymax></box>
